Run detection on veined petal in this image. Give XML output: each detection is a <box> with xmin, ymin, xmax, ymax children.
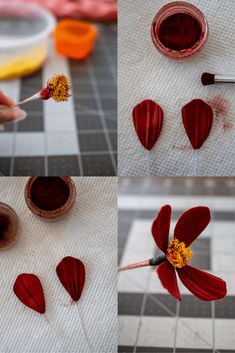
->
<box><xmin>174</xmin><ymin>206</ymin><xmax>210</xmax><ymax>247</ymax></box>
<box><xmin>56</xmin><ymin>256</ymin><xmax>85</xmax><ymax>302</ymax></box>
<box><xmin>132</xmin><ymin>99</ymin><xmax>163</xmax><ymax>150</ymax></box>
<box><xmin>152</xmin><ymin>205</ymin><xmax>171</xmax><ymax>252</ymax></box>
<box><xmin>157</xmin><ymin>261</ymin><xmax>181</xmax><ymax>301</ymax></box>
<box><xmin>182</xmin><ymin>99</ymin><xmax>213</xmax><ymax>149</ymax></box>
<box><xmin>13</xmin><ymin>274</ymin><xmax>45</xmax><ymax>314</ymax></box>
<box><xmin>177</xmin><ymin>265</ymin><xmax>227</xmax><ymax>301</ymax></box>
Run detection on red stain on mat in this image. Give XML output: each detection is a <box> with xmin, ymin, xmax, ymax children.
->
<box><xmin>182</xmin><ymin>99</ymin><xmax>213</xmax><ymax>149</ymax></box>
<box><xmin>207</xmin><ymin>96</ymin><xmax>232</xmax><ymax>130</ymax></box>
<box><xmin>132</xmin><ymin>99</ymin><xmax>163</xmax><ymax>150</ymax></box>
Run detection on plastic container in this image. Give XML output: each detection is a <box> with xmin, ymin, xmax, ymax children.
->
<box><xmin>54</xmin><ymin>19</ymin><xmax>97</xmax><ymax>60</ymax></box>
<box><xmin>0</xmin><ymin>2</ymin><xmax>56</xmax><ymax>80</ymax></box>
<box><xmin>151</xmin><ymin>1</ymin><xmax>208</xmax><ymax>59</ymax></box>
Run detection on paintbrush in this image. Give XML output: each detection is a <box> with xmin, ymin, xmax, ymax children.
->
<box><xmin>118</xmin><ymin>254</ymin><xmax>166</xmax><ymax>271</ymax></box>
<box><xmin>201</xmin><ymin>72</ymin><xmax>235</xmax><ymax>86</ymax></box>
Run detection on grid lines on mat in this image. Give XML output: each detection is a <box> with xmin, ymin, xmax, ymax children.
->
<box><xmin>118</xmin><ymin>177</ymin><xmax>235</xmax><ymax>353</ymax></box>
<box><xmin>0</xmin><ymin>24</ymin><xmax>117</xmax><ymax>176</ymax></box>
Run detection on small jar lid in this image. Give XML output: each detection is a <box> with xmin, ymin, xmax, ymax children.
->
<box><xmin>24</xmin><ymin>177</ymin><xmax>76</xmax><ymax>220</ymax></box>
<box><xmin>54</xmin><ymin>19</ymin><xmax>97</xmax><ymax>60</ymax></box>
<box><xmin>0</xmin><ymin>202</ymin><xmax>19</xmax><ymax>250</ymax></box>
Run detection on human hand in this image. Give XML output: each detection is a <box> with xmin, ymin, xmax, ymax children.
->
<box><xmin>0</xmin><ymin>91</ymin><xmax>27</xmax><ymax>130</ymax></box>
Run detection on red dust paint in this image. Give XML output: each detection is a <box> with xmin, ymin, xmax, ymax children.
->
<box><xmin>0</xmin><ymin>214</ymin><xmax>10</xmax><ymax>241</ymax></box>
<box><xmin>132</xmin><ymin>99</ymin><xmax>163</xmax><ymax>150</ymax></box>
<box><xmin>182</xmin><ymin>99</ymin><xmax>213</xmax><ymax>149</ymax></box>
<box><xmin>31</xmin><ymin>177</ymin><xmax>70</xmax><ymax>211</ymax></box>
<box><xmin>158</xmin><ymin>13</ymin><xmax>202</xmax><ymax>51</ymax></box>
<box><xmin>0</xmin><ymin>203</ymin><xmax>18</xmax><ymax>250</ymax></box>
<box><xmin>25</xmin><ymin>177</ymin><xmax>76</xmax><ymax>220</ymax></box>
<box><xmin>151</xmin><ymin>2</ymin><xmax>208</xmax><ymax>59</ymax></box>
<box><xmin>207</xmin><ymin>96</ymin><xmax>232</xmax><ymax>130</ymax></box>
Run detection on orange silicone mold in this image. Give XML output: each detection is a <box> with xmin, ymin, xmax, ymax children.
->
<box><xmin>54</xmin><ymin>19</ymin><xmax>97</xmax><ymax>59</ymax></box>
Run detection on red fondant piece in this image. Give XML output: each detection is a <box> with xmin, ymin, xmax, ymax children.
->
<box><xmin>39</xmin><ymin>87</ymin><xmax>51</xmax><ymax>100</ymax></box>
<box><xmin>157</xmin><ymin>261</ymin><xmax>181</xmax><ymax>301</ymax></box>
<box><xmin>132</xmin><ymin>99</ymin><xmax>163</xmax><ymax>150</ymax></box>
<box><xmin>151</xmin><ymin>204</ymin><xmax>171</xmax><ymax>253</ymax></box>
<box><xmin>13</xmin><ymin>274</ymin><xmax>45</xmax><ymax>314</ymax></box>
<box><xmin>56</xmin><ymin>256</ymin><xmax>85</xmax><ymax>302</ymax></box>
<box><xmin>174</xmin><ymin>206</ymin><xmax>211</xmax><ymax>247</ymax></box>
<box><xmin>178</xmin><ymin>264</ymin><xmax>227</xmax><ymax>301</ymax></box>
<box><xmin>182</xmin><ymin>99</ymin><xmax>213</xmax><ymax>149</ymax></box>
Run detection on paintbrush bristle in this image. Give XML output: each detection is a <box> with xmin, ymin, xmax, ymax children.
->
<box><xmin>201</xmin><ymin>72</ymin><xmax>215</xmax><ymax>86</ymax></box>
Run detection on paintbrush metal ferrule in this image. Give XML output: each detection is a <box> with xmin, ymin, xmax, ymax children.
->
<box><xmin>214</xmin><ymin>74</ymin><xmax>235</xmax><ymax>84</ymax></box>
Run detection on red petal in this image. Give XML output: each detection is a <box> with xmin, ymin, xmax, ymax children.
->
<box><xmin>151</xmin><ymin>204</ymin><xmax>171</xmax><ymax>252</ymax></box>
<box><xmin>132</xmin><ymin>99</ymin><xmax>163</xmax><ymax>150</ymax></box>
<box><xmin>13</xmin><ymin>274</ymin><xmax>45</xmax><ymax>314</ymax></box>
<box><xmin>56</xmin><ymin>256</ymin><xmax>85</xmax><ymax>302</ymax></box>
<box><xmin>157</xmin><ymin>261</ymin><xmax>181</xmax><ymax>300</ymax></box>
<box><xmin>182</xmin><ymin>99</ymin><xmax>213</xmax><ymax>149</ymax></box>
<box><xmin>174</xmin><ymin>206</ymin><xmax>210</xmax><ymax>247</ymax></box>
<box><xmin>177</xmin><ymin>265</ymin><xmax>227</xmax><ymax>301</ymax></box>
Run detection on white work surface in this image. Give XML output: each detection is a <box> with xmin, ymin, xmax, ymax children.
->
<box><xmin>118</xmin><ymin>0</ymin><xmax>235</xmax><ymax>176</ymax></box>
<box><xmin>0</xmin><ymin>177</ymin><xmax>117</xmax><ymax>353</ymax></box>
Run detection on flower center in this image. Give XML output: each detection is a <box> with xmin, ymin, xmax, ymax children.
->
<box><xmin>47</xmin><ymin>74</ymin><xmax>70</xmax><ymax>102</ymax></box>
<box><xmin>166</xmin><ymin>239</ymin><xmax>192</xmax><ymax>268</ymax></box>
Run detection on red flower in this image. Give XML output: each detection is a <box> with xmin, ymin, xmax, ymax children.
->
<box><xmin>152</xmin><ymin>205</ymin><xmax>227</xmax><ymax>301</ymax></box>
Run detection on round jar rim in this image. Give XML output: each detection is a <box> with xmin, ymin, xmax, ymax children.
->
<box><xmin>151</xmin><ymin>1</ymin><xmax>208</xmax><ymax>59</ymax></box>
<box><xmin>24</xmin><ymin>177</ymin><xmax>76</xmax><ymax>220</ymax></box>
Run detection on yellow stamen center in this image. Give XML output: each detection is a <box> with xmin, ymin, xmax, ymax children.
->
<box><xmin>47</xmin><ymin>74</ymin><xmax>71</xmax><ymax>102</ymax></box>
<box><xmin>166</xmin><ymin>239</ymin><xmax>192</xmax><ymax>268</ymax></box>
